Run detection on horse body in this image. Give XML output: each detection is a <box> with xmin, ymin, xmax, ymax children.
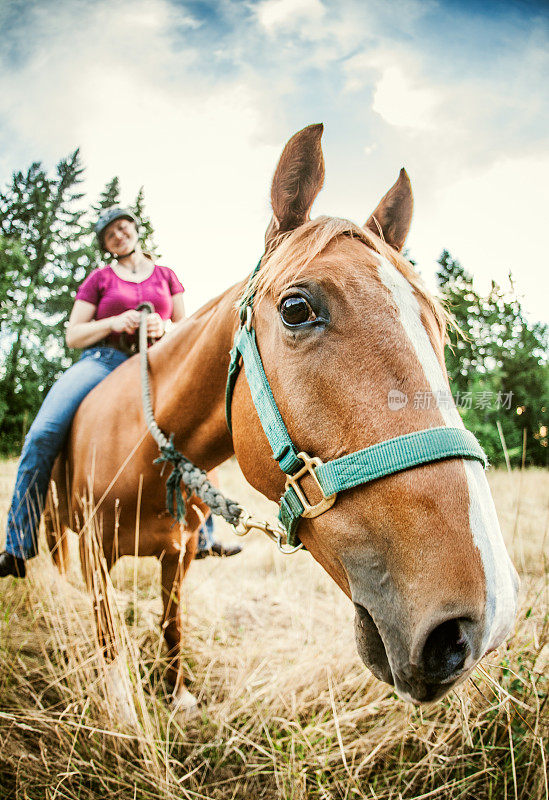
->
<box><xmin>68</xmin><ymin>288</ymin><xmax>238</xmax><ymax>526</ymax></box>
<box><xmin>48</xmin><ymin>289</ymin><xmax>239</xmax><ymax>701</ymax></box>
<box><xmin>46</xmin><ymin>124</ymin><xmax>518</xmax><ymax>711</ymax></box>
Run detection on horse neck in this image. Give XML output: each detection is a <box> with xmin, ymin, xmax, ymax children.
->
<box><xmin>148</xmin><ymin>285</ymin><xmax>240</xmax><ymax>470</ymax></box>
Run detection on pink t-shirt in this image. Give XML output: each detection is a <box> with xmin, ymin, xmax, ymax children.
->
<box><xmin>76</xmin><ymin>264</ymin><xmax>184</xmax><ymax>349</ymax></box>
<box><xmin>76</xmin><ymin>264</ymin><xmax>184</xmax><ymax>320</ymax></box>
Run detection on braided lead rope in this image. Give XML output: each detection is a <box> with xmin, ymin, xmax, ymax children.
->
<box><xmin>138</xmin><ymin>303</ymin><xmax>170</xmax><ymax>450</ymax></box>
<box><xmin>136</xmin><ymin>305</ymin><xmax>301</xmax><ymax>554</ymax></box>
<box><xmin>136</xmin><ymin>305</ymin><xmax>267</xmax><ymax>534</ymax></box>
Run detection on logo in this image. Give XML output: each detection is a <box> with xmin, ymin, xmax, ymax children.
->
<box><xmin>388</xmin><ymin>389</ymin><xmax>408</xmax><ymax>411</ymax></box>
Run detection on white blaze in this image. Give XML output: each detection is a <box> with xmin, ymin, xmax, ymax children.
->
<box><xmin>375</xmin><ymin>254</ymin><xmax>518</xmax><ymax>651</ymax></box>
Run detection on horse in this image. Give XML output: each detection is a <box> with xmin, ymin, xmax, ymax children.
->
<box><xmin>44</xmin><ymin>123</ymin><xmax>519</xmax><ymax>715</ymax></box>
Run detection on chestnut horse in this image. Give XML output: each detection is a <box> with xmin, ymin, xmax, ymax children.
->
<box><xmin>45</xmin><ymin>124</ymin><xmax>518</xmax><ymax>713</ymax></box>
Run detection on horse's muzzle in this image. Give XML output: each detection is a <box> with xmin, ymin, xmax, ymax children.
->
<box><xmin>353</xmin><ymin>602</ymin><xmax>482</xmax><ymax>703</ymax></box>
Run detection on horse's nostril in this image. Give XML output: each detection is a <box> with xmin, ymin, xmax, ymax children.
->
<box><xmin>421</xmin><ymin>618</ymin><xmax>471</xmax><ymax>682</ymax></box>
<box><xmin>353</xmin><ymin>603</ymin><xmax>394</xmax><ymax>686</ymax></box>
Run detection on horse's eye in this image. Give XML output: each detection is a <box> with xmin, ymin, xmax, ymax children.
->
<box><xmin>280</xmin><ymin>296</ymin><xmax>315</xmax><ymax>326</ymax></box>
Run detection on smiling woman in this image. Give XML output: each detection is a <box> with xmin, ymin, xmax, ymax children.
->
<box><xmin>0</xmin><ymin>206</ymin><xmax>188</xmax><ymax>578</ymax></box>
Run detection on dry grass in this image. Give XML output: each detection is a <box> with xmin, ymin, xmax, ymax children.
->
<box><xmin>0</xmin><ymin>460</ymin><xmax>547</xmax><ymax>800</ymax></box>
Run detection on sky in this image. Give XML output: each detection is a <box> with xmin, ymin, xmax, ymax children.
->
<box><xmin>0</xmin><ymin>0</ymin><xmax>548</xmax><ymax>322</ymax></box>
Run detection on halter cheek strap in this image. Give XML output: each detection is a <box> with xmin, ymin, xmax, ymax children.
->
<box><xmin>226</xmin><ymin>263</ymin><xmax>488</xmax><ymax>548</ymax></box>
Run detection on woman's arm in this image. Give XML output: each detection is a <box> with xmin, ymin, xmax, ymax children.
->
<box><xmin>171</xmin><ymin>293</ymin><xmax>186</xmax><ymax>323</ymax></box>
<box><xmin>66</xmin><ymin>300</ymin><xmax>140</xmax><ymax>349</ymax></box>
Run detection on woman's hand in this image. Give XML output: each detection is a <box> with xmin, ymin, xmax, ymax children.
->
<box><xmin>146</xmin><ymin>312</ymin><xmax>165</xmax><ymax>339</ymax></box>
<box><xmin>110</xmin><ymin>310</ymin><xmax>141</xmax><ymax>334</ymax></box>
<box><xmin>111</xmin><ymin>311</ymin><xmax>164</xmax><ymax>338</ymax></box>
<box><xmin>66</xmin><ymin>302</ymin><xmax>165</xmax><ymax>349</ymax></box>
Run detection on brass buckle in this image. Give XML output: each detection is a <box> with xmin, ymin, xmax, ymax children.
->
<box><xmin>285</xmin><ymin>451</ymin><xmax>337</xmax><ymax>519</ymax></box>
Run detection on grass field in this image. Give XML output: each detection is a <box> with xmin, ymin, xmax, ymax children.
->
<box><xmin>0</xmin><ymin>459</ymin><xmax>547</xmax><ymax>800</ymax></box>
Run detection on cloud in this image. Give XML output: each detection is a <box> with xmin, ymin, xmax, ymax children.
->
<box><xmin>408</xmin><ymin>153</ymin><xmax>549</xmax><ymax>322</ymax></box>
<box><xmin>255</xmin><ymin>0</ymin><xmax>325</xmax><ymax>34</ymax></box>
<box><xmin>344</xmin><ymin>48</ymin><xmax>441</xmax><ymax>134</ymax></box>
<box><xmin>0</xmin><ymin>0</ymin><xmax>282</xmax><ymax>310</ymax></box>
<box><xmin>0</xmin><ymin>0</ymin><xmax>547</xmax><ymax>322</ymax></box>
<box><xmin>372</xmin><ymin>66</ymin><xmax>438</xmax><ymax>131</ymax></box>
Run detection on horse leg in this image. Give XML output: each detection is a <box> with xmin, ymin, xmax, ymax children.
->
<box><xmin>44</xmin><ymin>492</ymin><xmax>69</xmax><ymax>573</ymax></box>
<box><xmin>44</xmin><ymin>459</ymin><xmax>70</xmax><ymax>572</ymax></box>
<box><xmin>78</xmin><ymin>530</ymin><xmax>116</xmax><ymax>655</ymax></box>
<box><xmin>160</xmin><ymin>527</ymin><xmax>198</xmax><ymax>714</ymax></box>
<box><xmin>79</xmin><ymin>527</ymin><xmax>138</xmax><ymax>725</ymax></box>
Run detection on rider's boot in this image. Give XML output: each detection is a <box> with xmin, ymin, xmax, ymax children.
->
<box><xmin>194</xmin><ymin>542</ymin><xmax>242</xmax><ymax>559</ymax></box>
<box><xmin>0</xmin><ymin>552</ymin><xmax>27</xmax><ymax>578</ymax></box>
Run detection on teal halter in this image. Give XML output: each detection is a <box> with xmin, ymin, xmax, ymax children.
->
<box><xmin>226</xmin><ymin>261</ymin><xmax>487</xmax><ymax>549</ymax></box>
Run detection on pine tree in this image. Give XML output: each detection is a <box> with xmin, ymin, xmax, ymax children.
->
<box><xmin>94</xmin><ymin>176</ymin><xmax>121</xmax><ymax>213</ymax></box>
<box><xmin>0</xmin><ymin>151</ymin><xmax>93</xmax><ymax>452</ymax></box>
<box><xmin>132</xmin><ymin>186</ymin><xmax>159</xmax><ymax>257</ymax></box>
<box><xmin>436</xmin><ymin>250</ymin><xmax>482</xmax><ymax>394</ymax></box>
<box><xmin>0</xmin><ymin>234</ymin><xmax>26</xmax><ymax>327</ymax></box>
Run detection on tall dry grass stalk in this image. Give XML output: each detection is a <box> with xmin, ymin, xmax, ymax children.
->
<box><xmin>0</xmin><ymin>460</ymin><xmax>547</xmax><ymax>799</ymax></box>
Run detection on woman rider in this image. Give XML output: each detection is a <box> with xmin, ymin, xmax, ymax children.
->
<box><xmin>0</xmin><ymin>207</ymin><xmax>240</xmax><ymax>578</ymax></box>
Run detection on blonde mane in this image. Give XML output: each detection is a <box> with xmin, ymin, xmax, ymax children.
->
<box><xmin>240</xmin><ymin>216</ymin><xmax>451</xmax><ymax>336</ymax></box>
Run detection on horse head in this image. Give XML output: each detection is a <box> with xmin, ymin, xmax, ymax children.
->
<box><xmin>230</xmin><ymin>123</ymin><xmax>519</xmax><ymax>703</ymax></box>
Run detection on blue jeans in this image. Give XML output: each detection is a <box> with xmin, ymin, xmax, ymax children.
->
<box><xmin>5</xmin><ymin>347</ymin><xmax>128</xmax><ymax>560</ymax></box>
<box><xmin>197</xmin><ymin>514</ymin><xmax>215</xmax><ymax>552</ymax></box>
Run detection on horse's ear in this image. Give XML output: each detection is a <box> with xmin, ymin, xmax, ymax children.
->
<box><xmin>265</xmin><ymin>123</ymin><xmax>325</xmax><ymax>248</ymax></box>
<box><xmin>364</xmin><ymin>168</ymin><xmax>413</xmax><ymax>253</ymax></box>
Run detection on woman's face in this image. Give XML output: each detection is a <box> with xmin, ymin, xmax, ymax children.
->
<box><xmin>103</xmin><ymin>218</ymin><xmax>138</xmax><ymax>256</ymax></box>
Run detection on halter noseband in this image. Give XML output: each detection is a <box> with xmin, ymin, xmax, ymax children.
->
<box><xmin>225</xmin><ymin>259</ymin><xmax>487</xmax><ymax>548</ymax></box>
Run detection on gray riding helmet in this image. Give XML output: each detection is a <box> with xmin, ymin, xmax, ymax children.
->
<box><xmin>95</xmin><ymin>206</ymin><xmax>139</xmax><ymax>249</ymax></box>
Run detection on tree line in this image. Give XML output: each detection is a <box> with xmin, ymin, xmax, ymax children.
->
<box><xmin>0</xmin><ymin>153</ymin><xmax>547</xmax><ymax>465</ymax></box>
<box><xmin>0</xmin><ymin>151</ymin><xmax>157</xmax><ymax>454</ymax></box>
<box><xmin>435</xmin><ymin>251</ymin><xmax>547</xmax><ymax>466</ymax></box>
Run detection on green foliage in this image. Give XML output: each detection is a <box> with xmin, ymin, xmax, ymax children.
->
<box><xmin>0</xmin><ymin>156</ymin><xmax>157</xmax><ymax>455</ymax></box>
<box><xmin>93</xmin><ymin>175</ymin><xmax>121</xmax><ymax>214</ymax></box>
<box><xmin>132</xmin><ymin>186</ymin><xmax>160</xmax><ymax>257</ymax></box>
<box><xmin>437</xmin><ymin>250</ymin><xmax>548</xmax><ymax>466</ymax></box>
<box><xmin>0</xmin><ymin>152</ymin><xmax>92</xmax><ymax>452</ymax></box>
